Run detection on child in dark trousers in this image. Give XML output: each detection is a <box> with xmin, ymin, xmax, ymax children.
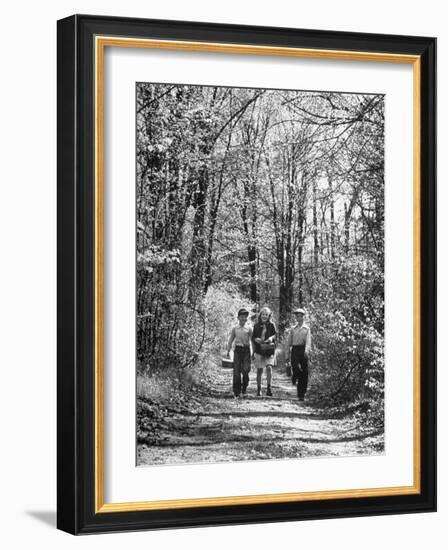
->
<box><xmin>227</xmin><ymin>308</ymin><xmax>253</xmax><ymax>398</ymax></box>
<box><xmin>286</xmin><ymin>308</ymin><xmax>311</xmax><ymax>401</ymax></box>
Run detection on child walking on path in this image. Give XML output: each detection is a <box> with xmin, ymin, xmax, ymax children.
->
<box><xmin>286</xmin><ymin>307</ymin><xmax>311</xmax><ymax>401</ymax></box>
<box><xmin>252</xmin><ymin>307</ymin><xmax>277</xmax><ymax>397</ymax></box>
<box><xmin>227</xmin><ymin>308</ymin><xmax>253</xmax><ymax>398</ymax></box>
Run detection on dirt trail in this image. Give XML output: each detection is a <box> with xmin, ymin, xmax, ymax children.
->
<box><xmin>137</xmin><ymin>360</ymin><xmax>383</xmax><ymax>466</ymax></box>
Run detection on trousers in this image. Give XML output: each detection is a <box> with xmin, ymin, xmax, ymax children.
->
<box><xmin>291</xmin><ymin>345</ymin><xmax>309</xmax><ymax>398</ymax></box>
<box><xmin>233</xmin><ymin>346</ymin><xmax>251</xmax><ymax>396</ymax></box>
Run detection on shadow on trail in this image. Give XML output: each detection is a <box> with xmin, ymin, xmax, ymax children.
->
<box><xmin>181</xmin><ymin>410</ymin><xmax>333</xmax><ymax>420</ymax></box>
<box><xmin>293</xmin><ymin>429</ymin><xmax>384</xmax><ymax>444</ymax></box>
<box><xmin>153</xmin><ymin>429</ymin><xmax>384</xmax><ymax>448</ymax></box>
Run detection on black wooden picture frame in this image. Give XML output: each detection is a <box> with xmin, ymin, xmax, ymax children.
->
<box><xmin>57</xmin><ymin>14</ymin><xmax>436</xmax><ymax>535</ymax></box>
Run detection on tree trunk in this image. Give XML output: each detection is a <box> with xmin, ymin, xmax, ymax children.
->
<box><xmin>313</xmin><ymin>179</ymin><xmax>319</xmax><ymax>266</ymax></box>
<box><xmin>344</xmin><ymin>202</ymin><xmax>350</xmax><ymax>253</ymax></box>
<box><xmin>329</xmin><ymin>179</ymin><xmax>335</xmax><ymax>259</ymax></box>
<box><xmin>188</xmin><ymin>164</ymin><xmax>208</xmax><ymax>303</ymax></box>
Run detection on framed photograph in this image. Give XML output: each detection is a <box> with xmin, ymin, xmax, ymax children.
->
<box><xmin>57</xmin><ymin>14</ymin><xmax>436</xmax><ymax>534</ymax></box>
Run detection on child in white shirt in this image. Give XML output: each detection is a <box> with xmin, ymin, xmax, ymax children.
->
<box><xmin>227</xmin><ymin>308</ymin><xmax>253</xmax><ymax>398</ymax></box>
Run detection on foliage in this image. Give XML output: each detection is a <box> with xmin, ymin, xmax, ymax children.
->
<box><xmin>136</xmin><ymin>83</ymin><xmax>385</xmax><ymax>411</ymax></box>
<box><xmin>307</xmin><ymin>257</ymin><xmax>384</xmax><ymax>414</ymax></box>
<box><xmin>202</xmin><ymin>282</ymin><xmax>255</xmax><ymax>353</ymax></box>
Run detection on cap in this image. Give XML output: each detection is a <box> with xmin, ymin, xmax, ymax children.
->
<box><xmin>237</xmin><ymin>308</ymin><xmax>250</xmax><ymax>317</ymax></box>
<box><xmin>293</xmin><ymin>308</ymin><xmax>305</xmax><ymax>315</ymax></box>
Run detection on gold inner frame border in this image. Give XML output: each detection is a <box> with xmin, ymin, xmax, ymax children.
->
<box><xmin>94</xmin><ymin>35</ymin><xmax>421</xmax><ymax>514</ymax></box>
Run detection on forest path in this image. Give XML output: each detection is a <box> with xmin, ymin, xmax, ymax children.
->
<box><xmin>137</xmin><ymin>359</ymin><xmax>383</xmax><ymax>466</ymax></box>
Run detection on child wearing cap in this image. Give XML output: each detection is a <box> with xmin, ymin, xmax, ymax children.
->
<box><xmin>227</xmin><ymin>308</ymin><xmax>253</xmax><ymax>398</ymax></box>
<box><xmin>286</xmin><ymin>308</ymin><xmax>311</xmax><ymax>401</ymax></box>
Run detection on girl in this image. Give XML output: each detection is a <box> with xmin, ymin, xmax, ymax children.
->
<box><xmin>252</xmin><ymin>307</ymin><xmax>277</xmax><ymax>397</ymax></box>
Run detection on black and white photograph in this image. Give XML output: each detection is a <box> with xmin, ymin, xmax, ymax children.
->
<box><xmin>136</xmin><ymin>82</ymin><xmax>385</xmax><ymax>466</ymax></box>
<box><xmin>0</xmin><ymin>0</ymin><xmax>439</xmax><ymax>543</ymax></box>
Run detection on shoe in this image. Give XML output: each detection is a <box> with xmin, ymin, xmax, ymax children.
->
<box><xmin>298</xmin><ymin>397</ymin><xmax>304</xmax><ymax>401</ymax></box>
<box><xmin>266</xmin><ymin>386</ymin><xmax>272</xmax><ymax>397</ymax></box>
<box><xmin>257</xmin><ymin>387</ymin><xmax>261</xmax><ymax>397</ymax></box>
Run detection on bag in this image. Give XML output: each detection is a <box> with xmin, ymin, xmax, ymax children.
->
<box><xmin>259</xmin><ymin>341</ymin><xmax>276</xmax><ymax>356</ymax></box>
<box><xmin>221</xmin><ymin>357</ymin><xmax>234</xmax><ymax>369</ymax></box>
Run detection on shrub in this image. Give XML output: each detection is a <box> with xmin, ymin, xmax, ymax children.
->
<box><xmin>202</xmin><ymin>281</ymin><xmax>255</xmax><ymax>354</ymax></box>
<box><xmin>307</xmin><ymin>257</ymin><xmax>384</xmax><ymax>407</ymax></box>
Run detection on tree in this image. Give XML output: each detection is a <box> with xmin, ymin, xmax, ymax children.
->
<box><xmin>136</xmin><ymin>83</ymin><xmax>385</xmax><ymax>410</ymax></box>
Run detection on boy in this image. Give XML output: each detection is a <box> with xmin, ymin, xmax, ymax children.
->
<box><xmin>286</xmin><ymin>308</ymin><xmax>311</xmax><ymax>401</ymax></box>
<box><xmin>227</xmin><ymin>308</ymin><xmax>253</xmax><ymax>398</ymax></box>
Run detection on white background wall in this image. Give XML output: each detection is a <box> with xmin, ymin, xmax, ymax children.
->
<box><xmin>0</xmin><ymin>1</ymin><xmax>444</xmax><ymax>547</ymax></box>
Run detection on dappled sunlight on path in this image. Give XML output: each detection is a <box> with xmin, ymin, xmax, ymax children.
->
<box><xmin>138</xmin><ymin>359</ymin><xmax>384</xmax><ymax>466</ymax></box>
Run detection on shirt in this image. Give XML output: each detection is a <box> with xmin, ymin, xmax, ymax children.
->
<box><xmin>228</xmin><ymin>324</ymin><xmax>253</xmax><ymax>349</ymax></box>
<box><xmin>286</xmin><ymin>323</ymin><xmax>311</xmax><ymax>354</ymax></box>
